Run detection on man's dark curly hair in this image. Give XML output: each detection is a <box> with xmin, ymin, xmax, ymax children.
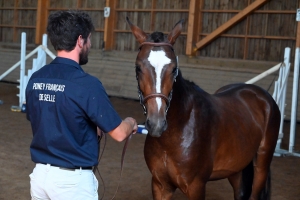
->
<box><xmin>47</xmin><ymin>10</ymin><xmax>95</xmax><ymax>51</ymax></box>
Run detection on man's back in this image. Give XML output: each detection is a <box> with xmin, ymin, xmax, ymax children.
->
<box><xmin>26</xmin><ymin>57</ymin><xmax>121</xmax><ymax>168</ymax></box>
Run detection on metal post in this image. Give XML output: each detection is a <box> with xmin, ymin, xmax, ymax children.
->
<box><xmin>288</xmin><ymin>7</ymin><xmax>300</xmax><ymax>156</ymax></box>
<box><xmin>289</xmin><ymin>48</ymin><xmax>300</xmax><ymax>153</ymax></box>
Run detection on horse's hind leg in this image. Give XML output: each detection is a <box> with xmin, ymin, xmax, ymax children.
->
<box><xmin>249</xmin><ymin>149</ymin><xmax>273</xmax><ymax>200</ymax></box>
<box><xmin>228</xmin><ymin>161</ymin><xmax>253</xmax><ymax>200</ymax></box>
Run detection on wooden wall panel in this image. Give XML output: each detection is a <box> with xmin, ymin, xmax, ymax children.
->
<box><xmin>80</xmin><ymin>0</ymin><xmax>105</xmax><ymax>8</ymax></box>
<box><xmin>0</xmin><ymin>0</ymin><xmax>298</xmax><ymax>63</ymax></box>
<box><xmin>197</xmin><ymin>0</ymin><xmax>297</xmax><ymax>62</ymax></box>
<box><xmin>247</xmin><ymin>38</ymin><xmax>295</xmax><ymax>61</ymax></box>
<box><xmin>117</xmin><ymin>12</ymin><xmax>152</xmax><ymax>31</ymax></box>
<box><xmin>114</xmin><ymin>0</ymin><xmax>189</xmax><ymax>54</ymax></box>
<box><xmin>1</xmin><ymin>10</ymin><xmax>14</xmax><ymax>25</ymax></box>
<box><xmin>18</xmin><ymin>0</ymin><xmax>37</xmax><ymax>7</ymax></box>
<box><xmin>48</xmin><ymin>0</ymin><xmax>78</xmax><ymax>8</ymax></box>
<box><xmin>17</xmin><ymin>10</ymin><xmax>36</xmax><ymax>26</ymax></box>
<box><xmin>118</xmin><ymin>0</ymin><xmax>152</xmax><ymax>9</ymax></box>
<box><xmin>199</xmin><ymin>37</ymin><xmax>244</xmax><ymax>58</ymax></box>
<box><xmin>0</xmin><ymin>0</ymin><xmax>14</xmax><ymax>6</ymax></box>
<box><xmin>173</xmin><ymin>35</ymin><xmax>187</xmax><ymax>55</ymax></box>
<box><xmin>86</xmin><ymin>10</ymin><xmax>105</xmax><ymax>49</ymax></box>
<box><xmin>154</xmin><ymin>12</ymin><xmax>188</xmax><ymax>31</ymax></box>
<box><xmin>1</xmin><ymin>28</ymin><xmax>13</xmax><ymax>42</ymax></box>
<box><xmin>156</xmin><ymin>0</ymin><xmax>189</xmax><ymax>9</ymax></box>
<box><xmin>0</xmin><ymin>0</ymin><xmax>37</xmax><ymax>44</ymax></box>
<box><xmin>203</xmin><ymin>0</ymin><xmax>248</xmax><ymax>9</ymax></box>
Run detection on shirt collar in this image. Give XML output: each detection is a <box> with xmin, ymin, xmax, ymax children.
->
<box><xmin>51</xmin><ymin>57</ymin><xmax>84</xmax><ymax>72</ymax></box>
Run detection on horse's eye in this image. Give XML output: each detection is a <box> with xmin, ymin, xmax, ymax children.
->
<box><xmin>172</xmin><ymin>67</ymin><xmax>178</xmax><ymax>74</ymax></box>
<box><xmin>135</xmin><ymin>65</ymin><xmax>141</xmax><ymax>74</ymax></box>
<box><xmin>135</xmin><ymin>65</ymin><xmax>142</xmax><ymax>81</ymax></box>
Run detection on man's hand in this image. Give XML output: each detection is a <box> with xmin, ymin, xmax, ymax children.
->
<box><xmin>124</xmin><ymin>117</ymin><xmax>138</xmax><ymax>134</ymax></box>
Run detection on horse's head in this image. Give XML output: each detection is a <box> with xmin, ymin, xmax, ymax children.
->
<box><xmin>126</xmin><ymin>17</ymin><xmax>184</xmax><ymax>137</ymax></box>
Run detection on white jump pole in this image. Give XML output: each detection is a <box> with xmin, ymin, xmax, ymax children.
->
<box><xmin>245</xmin><ymin>63</ymin><xmax>282</xmax><ymax>84</ymax></box>
<box><xmin>18</xmin><ymin>32</ymin><xmax>26</xmax><ymax>108</ymax></box>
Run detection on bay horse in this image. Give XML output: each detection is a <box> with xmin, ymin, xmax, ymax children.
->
<box><xmin>126</xmin><ymin>17</ymin><xmax>280</xmax><ymax>200</ymax></box>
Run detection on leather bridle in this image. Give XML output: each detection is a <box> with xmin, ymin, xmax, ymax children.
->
<box><xmin>137</xmin><ymin>42</ymin><xmax>178</xmax><ymax>115</ymax></box>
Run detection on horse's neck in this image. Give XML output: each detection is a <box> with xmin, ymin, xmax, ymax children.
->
<box><xmin>171</xmin><ymin>77</ymin><xmax>194</xmax><ymax>110</ymax></box>
<box><xmin>171</xmin><ymin>75</ymin><xmax>209</xmax><ymax>110</ymax></box>
<box><xmin>163</xmin><ymin>78</ymin><xmax>197</xmax><ymax>137</ymax></box>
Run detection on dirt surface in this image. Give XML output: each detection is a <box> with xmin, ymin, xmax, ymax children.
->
<box><xmin>0</xmin><ymin>82</ymin><xmax>300</xmax><ymax>200</ymax></box>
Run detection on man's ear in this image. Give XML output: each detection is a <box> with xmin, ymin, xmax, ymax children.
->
<box><xmin>77</xmin><ymin>35</ymin><xmax>84</xmax><ymax>48</ymax></box>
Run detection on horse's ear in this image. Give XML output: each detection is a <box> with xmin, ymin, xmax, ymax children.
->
<box><xmin>126</xmin><ymin>17</ymin><xmax>147</xmax><ymax>44</ymax></box>
<box><xmin>167</xmin><ymin>19</ymin><xmax>184</xmax><ymax>45</ymax></box>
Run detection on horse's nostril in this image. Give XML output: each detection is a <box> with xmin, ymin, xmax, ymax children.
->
<box><xmin>163</xmin><ymin>120</ymin><xmax>167</xmax><ymax>126</ymax></box>
<box><xmin>146</xmin><ymin>119</ymin><xmax>151</xmax><ymax>128</ymax></box>
<box><xmin>162</xmin><ymin>120</ymin><xmax>168</xmax><ymax>131</ymax></box>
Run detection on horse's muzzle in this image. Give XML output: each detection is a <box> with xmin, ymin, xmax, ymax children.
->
<box><xmin>146</xmin><ymin>118</ymin><xmax>167</xmax><ymax>137</ymax></box>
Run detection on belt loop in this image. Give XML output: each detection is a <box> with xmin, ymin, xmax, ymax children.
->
<box><xmin>46</xmin><ymin>164</ymin><xmax>51</xmax><ymax>171</ymax></box>
<box><xmin>79</xmin><ymin>167</ymin><xmax>82</xmax><ymax>175</ymax></box>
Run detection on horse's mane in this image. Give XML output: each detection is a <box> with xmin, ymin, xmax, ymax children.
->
<box><xmin>175</xmin><ymin>70</ymin><xmax>206</xmax><ymax>97</ymax></box>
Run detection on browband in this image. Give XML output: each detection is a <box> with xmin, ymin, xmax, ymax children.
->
<box><xmin>139</xmin><ymin>42</ymin><xmax>174</xmax><ymax>50</ymax></box>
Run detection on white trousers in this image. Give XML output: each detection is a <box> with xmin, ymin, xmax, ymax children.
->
<box><xmin>29</xmin><ymin>163</ymin><xmax>98</xmax><ymax>200</ymax></box>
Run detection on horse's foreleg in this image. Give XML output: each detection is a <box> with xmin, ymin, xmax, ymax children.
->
<box><xmin>151</xmin><ymin>172</ymin><xmax>176</xmax><ymax>200</ymax></box>
<box><xmin>228</xmin><ymin>172</ymin><xmax>244</xmax><ymax>200</ymax></box>
<box><xmin>152</xmin><ymin>181</ymin><xmax>174</xmax><ymax>200</ymax></box>
<box><xmin>183</xmin><ymin>179</ymin><xmax>206</xmax><ymax>200</ymax></box>
<box><xmin>228</xmin><ymin>161</ymin><xmax>254</xmax><ymax>200</ymax></box>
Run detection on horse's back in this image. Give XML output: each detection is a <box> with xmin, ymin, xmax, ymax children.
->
<box><xmin>215</xmin><ymin>83</ymin><xmax>279</xmax><ymax>113</ymax></box>
<box><xmin>213</xmin><ymin>82</ymin><xmax>280</xmax><ymax>141</ymax></box>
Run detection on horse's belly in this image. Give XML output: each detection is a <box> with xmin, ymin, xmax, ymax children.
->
<box><xmin>209</xmin><ymin>169</ymin><xmax>238</xmax><ymax>181</ymax></box>
<box><xmin>209</xmin><ymin>150</ymin><xmax>256</xmax><ymax>180</ymax></box>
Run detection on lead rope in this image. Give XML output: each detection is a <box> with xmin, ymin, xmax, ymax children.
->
<box><xmin>93</xmin><ymin>130</ymin><xmax>106</xmax><ymax>200</ymax></box>
<box><xmin>110</xmin><ymin>133</ymin><xmax>133</xmax><ymax>200</ymax></box>
<box><xmin>93</xmin><ymin>130</ymin><xmax>133</xmax><ymax>200</ymax></box>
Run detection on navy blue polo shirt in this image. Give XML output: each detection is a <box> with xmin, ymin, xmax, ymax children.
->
<box><xmin>26</xmin><ymin>57</ymin><xmax>122</xmax><ymax>168</ymax></box>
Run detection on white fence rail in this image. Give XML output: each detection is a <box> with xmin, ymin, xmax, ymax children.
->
<box><xmin>0</xmin><ymin>32</ymin><xmax>55</xmax><ymax>108</ymax></box>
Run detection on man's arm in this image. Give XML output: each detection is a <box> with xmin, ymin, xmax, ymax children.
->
<box><xmin>108</xmin><ymin>117</ymin><xmax>137</xmax><ymax>142</ymax></box>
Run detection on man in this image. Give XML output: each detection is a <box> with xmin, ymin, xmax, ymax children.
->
<box><xmin>26</xmin><ymin>10</ymin><xmax>137</xmax><ymax>200</ymax></box>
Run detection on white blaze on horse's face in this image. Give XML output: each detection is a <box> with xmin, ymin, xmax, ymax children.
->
<box><xmin>147</xmin><ymin>50</ymin><xmax>171</xmax><ymax>112</ymax></box>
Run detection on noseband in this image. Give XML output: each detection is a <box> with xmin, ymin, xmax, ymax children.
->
<box><xmin>137</xmin><ymin>42</ymin><xmax>178</xmax><ymax>115</ymax></box>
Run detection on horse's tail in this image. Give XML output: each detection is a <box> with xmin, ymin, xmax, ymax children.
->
<box><xmin>241</xmin><ymin>161</ymin><xmax>271</xmax><ymax>200</ymax></box>
<box><xmin>241</xmin><ymin>161</ymin><xmax>254</xmax><ymax>199</ymax></box>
